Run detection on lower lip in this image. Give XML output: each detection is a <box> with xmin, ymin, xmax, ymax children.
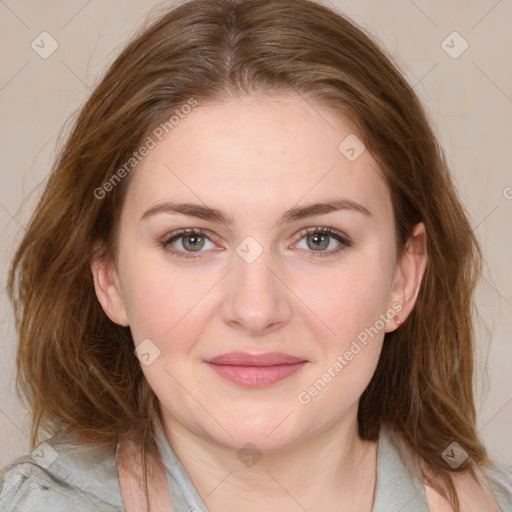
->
<box><xmin>204</xmin><ymin>362</ymin><xmax>307</xmax><ymax>387</ymax></box>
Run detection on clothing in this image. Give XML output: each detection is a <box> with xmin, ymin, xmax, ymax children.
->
<box><xmin>1</xmin><ymin>418</ymin><xmax>511</xmax><ymax>511</ymax></box>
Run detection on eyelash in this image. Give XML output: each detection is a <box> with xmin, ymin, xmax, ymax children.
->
<box><xmin>160</xmin><ymin>227</ymin><xmax>352</xmax><ymax>260</ymax></box>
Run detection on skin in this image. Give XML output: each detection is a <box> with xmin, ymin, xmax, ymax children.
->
<box><xmin>93</xmin><ymin>93</ymin><xmax>429</xmax><ymax>511</ymax></box>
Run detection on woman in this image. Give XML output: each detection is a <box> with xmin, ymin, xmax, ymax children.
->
<box><xmin>1</xmin><ymin>0</ymin><xmax>510</xmax><ymax>510</ymax></box>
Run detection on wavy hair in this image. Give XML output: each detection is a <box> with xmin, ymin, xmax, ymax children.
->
<box><xmin>8</xmin><ymin>1</ymin><xmax>490</xmax><ymax>510</ymax></box>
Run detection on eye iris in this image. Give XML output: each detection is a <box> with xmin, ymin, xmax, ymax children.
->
<box><xmin>307</xmin><ymin>233</ymin><xmax>329</xmax><ymax>251</ymax></box>
<box><xmin>183</xmin><ymin>234</ymin><xmax>205</xmax><ymax>251</ymax></box>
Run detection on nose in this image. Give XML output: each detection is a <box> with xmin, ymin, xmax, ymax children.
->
<box><xmin>220</xmin><ymin>249</ymin><xmax>292</xmax><ymax>336</ymax></box>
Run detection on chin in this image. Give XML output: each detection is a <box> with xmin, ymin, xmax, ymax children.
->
<box><xmin>204</xmin><ymin>406</ymin><xmax>307</xmax><ymax>452</ymax></box>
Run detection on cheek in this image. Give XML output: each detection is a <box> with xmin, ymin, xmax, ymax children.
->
<box><xmin>118</xmin><ymin>252</ymin><xmax>219</xmax><ymax>350</ymax></box>
<box><xmin>294</xmin><ymin>270</ymin><xmax>389</xmax><ymax>415</ymax></box>
<box><xmin>295</xmin><ymin>254</ymin><xmax>395</xmax><ymax>342</ymax></box>
<box><xmin>117</xmin><ymin>257</ymin><xmax>231</xmax><ymax>372</ymax></box>
<box><xmin>290</xmin><ymin>251</ymin><xmax>395</xmax><ymax>405</ymax></box>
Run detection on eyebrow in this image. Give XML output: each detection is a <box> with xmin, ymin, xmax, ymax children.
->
<box><xmin>140</xmin><ymin>199</ymin><xmax>372</xmax><ymax>224</ymax></box>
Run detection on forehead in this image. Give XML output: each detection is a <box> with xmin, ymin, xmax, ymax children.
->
<box><xmin>125</xmin><ymin>94</ymin><xmax>392</xmax><ymax>225</ymax></box>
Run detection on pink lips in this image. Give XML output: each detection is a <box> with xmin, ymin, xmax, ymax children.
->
<box><xmin>204</xmin><ymin>351</ymin><xmax>307</xmax><ymax>387</ymax></box>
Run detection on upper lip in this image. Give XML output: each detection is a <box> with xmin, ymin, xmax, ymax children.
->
<box><xmin>205</xmin><ymin>351</ymin><xmax>307</xmax><ymax>366</ymax></box>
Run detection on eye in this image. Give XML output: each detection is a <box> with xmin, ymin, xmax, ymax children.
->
<box><xmin>161</xmin><ymin>228</ymin><xmax>219</xmax><ymax>259</ymax></box>
<box><xmin>292</xmin><ymin>227</ymin><xmax>351</xmax><ymax>257</ymax></box>
<box><xmin>160</xmin><ymin>226</ymin><xmax>351</xmax><ymax>260</ymax></box>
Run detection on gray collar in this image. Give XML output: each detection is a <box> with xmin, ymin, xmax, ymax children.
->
<box><xmin>40</xmin><ymin>422</ymin><xmax>433</xmax><ymax>511</ymax></box>
<box><xmin>42</xmin><ymin>429</ymin><xmax>124</xmax><ymax>508</ymax></box>
<box><xmin>153</xmin><ymin>418</ymin><xmax>431</xmax><ymax>512</ymax></box>
<box><xmin>372</xmin><ymin>428</ymin><xmax>430</xmax><ymax>511</ymax></box>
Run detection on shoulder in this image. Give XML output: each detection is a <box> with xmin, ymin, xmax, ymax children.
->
<box><xmin>380</xmin><ymin>428</ymin><xmax>511</xmax><ymax>512</ymax></box>
<box><xmin>0</xmin><ymin>457</ymin><xmax>109</xmax><ymax>511</ymax></box>
<box><xmin>480</xmin><ymin>460</ymin><xmax>512</xmax><ymax>511</ymax></box>
<box><xmin>424</xmin><ymin>460</ymin><xmax>512</xmax><ymax>512</ymax></box>
<box><xmin>0</xmin><ymin>434</ymin><xmax>124</xmax><ymax>512</ymax></box>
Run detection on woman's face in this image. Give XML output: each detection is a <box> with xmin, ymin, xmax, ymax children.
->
<box><xmin>93</xmin><ymin>93</ymin><xmax>426</xmax><ymax>451</ymax></box>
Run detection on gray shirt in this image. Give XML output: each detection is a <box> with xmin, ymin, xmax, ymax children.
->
<box><xmin>1</xmin><ymin>419</ymin><xmax>511</xmax><ymax>511</ymax></box>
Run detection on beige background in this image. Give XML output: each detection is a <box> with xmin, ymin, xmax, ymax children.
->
<box><xmin>0</xmin><ymin>0</ymin><xmax>510</xmax><ymax>468</ymax></box>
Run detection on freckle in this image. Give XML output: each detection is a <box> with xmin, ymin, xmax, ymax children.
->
<box><xmin>41</xmin><ymin>484</ymin><xmax>50</xmax><ymax>490</ymax></box>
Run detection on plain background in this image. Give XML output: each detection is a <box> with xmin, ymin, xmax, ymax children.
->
<box><xmin>0</xmin><ymin>0</ymin><xmax>510</xmax><ymax>469</ymax></box>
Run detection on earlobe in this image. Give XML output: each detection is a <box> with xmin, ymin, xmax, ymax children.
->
<box><xmin>387</xmin><ymin>222</ymin><xmax>428</xmax><ymax>331</ymax></box>
<box><xmin>90</xmin><ymin>252</ymin><xmax>130</xmax><ymax>327</ymax></box>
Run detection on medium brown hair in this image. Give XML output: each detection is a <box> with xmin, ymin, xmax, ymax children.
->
<box><xmin>8</xmin><ymin>0</ymin><xmax>492</xmax><ymax>509</ymax></box>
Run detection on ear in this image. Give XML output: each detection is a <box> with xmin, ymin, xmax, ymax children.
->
<box><xmin>385</xmin><ymin>222</ymin><xmax>428</xmax><ymax>333</ymax></box>
<box><xmin>90</xmin><ymin>247</ymin><xmax>130</xmax><ymax>327</ymax></box>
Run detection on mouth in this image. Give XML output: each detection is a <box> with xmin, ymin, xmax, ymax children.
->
<box><xmin>203</xmin><ymin>351</ymin><xmax>308</xmax><ymax>387</ymax></box>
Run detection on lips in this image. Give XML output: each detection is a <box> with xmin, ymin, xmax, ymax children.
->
<box><xmin>204</xmin><ymin>351</ymin><xmax>307</xmax><ymax>387</ymax></box>
<box><xmin>205</xmin><ymin>351</ymin><xmax>306</xmax><ymax>366</ymax></box>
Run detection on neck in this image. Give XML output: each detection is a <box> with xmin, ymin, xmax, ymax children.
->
<box><xmin>160</xmin><ymin>407</ymin><xmax>378</xmax><ymax>512</ymax></box>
